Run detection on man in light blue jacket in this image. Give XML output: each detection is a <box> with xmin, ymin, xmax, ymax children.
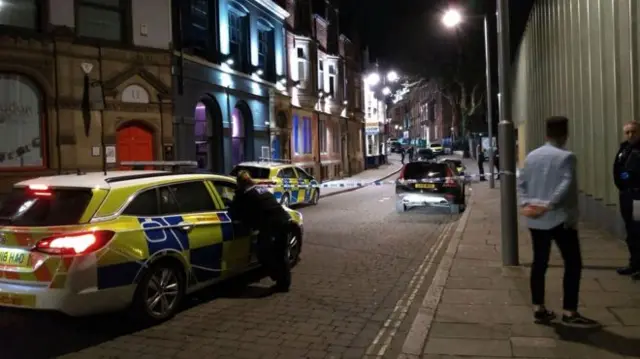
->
<box><xmin>518</xmin><ymin>116</ymin><xmax>596</xmax><ymax>327</ymax></box>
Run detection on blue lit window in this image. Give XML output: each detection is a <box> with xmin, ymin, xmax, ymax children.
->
<box><xmin>293</xmin><ymin>116</ymin><xmax>299</xmax><ymax>154</ymax></box>
<box><xmin>228</xmin><ymin>10</ymin><xmax>245</xmax><ymax>66</ymax></box>
<box><xmin>303</xmin><ymin>117</ymin><xmax>311</xmax><ymax>154</ymax></box>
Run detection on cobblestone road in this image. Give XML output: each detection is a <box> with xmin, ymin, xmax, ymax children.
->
<box><xmin>2</xmin><ymin>174</ymin><xmax>461</xmax><ymax>359</ymax></box>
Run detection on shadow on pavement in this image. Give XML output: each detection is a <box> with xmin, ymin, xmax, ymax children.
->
<box><xmin>545</xmin><ymin>322</ymin><xmax>640</xmax><ymax>358</ymax></box>
<box><xmin>2</xmin><ymin>268</ymin><xmax>274</xmax><ymax>359</ymax></box>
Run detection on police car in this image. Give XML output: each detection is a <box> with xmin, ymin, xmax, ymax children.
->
<box><xmin>230</xmin><ymin>160</ymin><xmax>320</xmax><ymax>207</ymax></box>
<box><xmin>0</xmin><ymin>162</ymin><xmax>303</xmax><ymax>322</ymax></box>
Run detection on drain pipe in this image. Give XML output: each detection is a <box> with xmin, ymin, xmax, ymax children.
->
<box><xmin>53</xmin><ymin>38</ymin><xmax>62</xmax><ymax>174</ymax></box>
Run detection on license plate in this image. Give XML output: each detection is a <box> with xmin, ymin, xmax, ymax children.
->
<box><xmin>415</xmin><ymin>183</ymin><xmax>435</xmax><ymax>189</ymax></box>
<box><xmin>0</xmin><ymin>293</ymin><xmax>36</xmax><ymax>307</ymax></box>
<box><xmin>0</xmin><ymin>249</ymin><xmax>31</xmax><ymax>267</ymax></box>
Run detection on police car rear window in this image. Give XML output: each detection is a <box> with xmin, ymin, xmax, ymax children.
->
<box><xmin>230</xmin><ymin>166</ymin><xmax>271</xmax><ymax>179</ymax></box>
<box><xmin>403</xmin><ymin>163</ymin><xmax>447</xmax><ymax>180</ymax></box>
<box><xmin>0</xmin><ymin>188</ymin><xmax>93</xmax><ymax>226</ymax></box>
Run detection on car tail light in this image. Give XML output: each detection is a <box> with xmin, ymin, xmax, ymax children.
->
<box><xmin>34</xmin><ymin>231</ymin><xmax>115</xmax><ymax>255</ymax></box>
<box><xmin>28</xmin><ymin>184</ymin><xmax>52</xmax><ymax>197</ymax></box>
<box><xmin>444</xmin><ymin>193</ymin><xmax>456</xmax><ymax>201</ymax></box>
<box><xmin>397</xmin><ymin>165</ymin><xmax>407</xmax><ymax>184</ymax></box>
<box><xmin>444</xmin><ymin>168</ymin><xmax>457</xmax><ymax>188</ymax></box>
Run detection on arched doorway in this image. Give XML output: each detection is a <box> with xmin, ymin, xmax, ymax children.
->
<box><xmin>194</xmin><ymin>95</ymin><xmax>224</xmax><ymax>172</ymax></box>
<box><xmin>232</xmin><ymin>101</ymin><xmax>254</xmax><ymax>165</ymax></box>
<box><xmin>117</xmin><ymin>122</ymin><xmax>154</xmax><ymax>168</ymax></box>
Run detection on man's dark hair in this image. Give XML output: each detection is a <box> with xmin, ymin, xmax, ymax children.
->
<box><xmin>545</xmin><ymin>116</ymin><xmax>569</xmax><ymax>139</ymax></box>
<box><xmin>236</xmin><ymin>170</ymin><xmax>254</xmax><ymax>190</ymax></box>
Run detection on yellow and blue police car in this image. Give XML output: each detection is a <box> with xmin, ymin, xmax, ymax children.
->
<box><xmin>230</xmin><ymin>160</ymin><xmax>320</xmax><ymax>207</ymax></box>
<box><xmin>0</xmin><ymin>162</ymin><xmax>303</xmax><ymax>322</ymax></box>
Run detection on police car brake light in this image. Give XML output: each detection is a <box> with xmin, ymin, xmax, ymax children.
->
<box><xmin>35</xmin><ymin>231</ymin><xmax>115</xmax><ymax>255</ymax></box>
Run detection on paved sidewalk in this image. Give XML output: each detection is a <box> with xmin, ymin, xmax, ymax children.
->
<box><xmin>407</xmin><ymin>182</ymin><xmax>640</xmax><ymax>359</ymax></box>
<box><xmin>319</xmin><ymin>154</ymin><xmax>402</xmax><ymax>198</ymax></box>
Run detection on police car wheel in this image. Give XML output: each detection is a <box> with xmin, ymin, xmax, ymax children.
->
<box><xmin>280</xmin><ymin>193</ymin><xmax>290</xmax><ymax>207</ymax></box>
<box><xmin>132</xmin><ymin>262</ymin><xmax>185</xmax><ymax>323</ymax></box>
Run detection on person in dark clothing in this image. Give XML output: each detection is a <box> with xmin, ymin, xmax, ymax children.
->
<box><xmin>228</xmin><ymin>171</ymin><xmax>292</xmax><ymax>292</ymax></box>
<box><xmin>407</xmin><ymin>146</ymin><xmax>415</xmax><ymax>162</ymax></box>
<box><xmin>400</xmin><ymin>147</ymin><xmax>406</xmax><ymax>164</ymax></box>
<box><xmin>476</xmin><ymin>144</ymin><xmax>486</xmax><ymax>181</ymax></box>
<box><xmin>494</xmin><ymin>149</ymin><xmax>500</xmax><ymax>180</ymax></box>
<box><xmin>613</xmin><ymin>121</ymin><xmax>640</xmax><ymax>280</ymax></box>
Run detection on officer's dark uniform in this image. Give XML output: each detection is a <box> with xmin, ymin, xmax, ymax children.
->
<box><xmin>476</xmin><ymin>145</ymin><xmax>486</xmax><ymax>181</ymax></box>
<box><xmin>613</xmin><ymin>140</ymin><xmax>640</xmax><ymax>278</ymax></box>
<box><xmin>228</xmin><ymin>175</ymin><xmax>292</xmax><ymax>291</ymax></box>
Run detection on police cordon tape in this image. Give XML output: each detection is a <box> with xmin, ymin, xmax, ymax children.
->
<box><xmin>254</xmin><ymin>171</ymin><xmax>518</xmax><ymax>189</ymax></box>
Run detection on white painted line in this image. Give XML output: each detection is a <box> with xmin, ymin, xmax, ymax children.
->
<box><xmin>365</xmin><ymin>220</ymin><xmax>455</xmax><ymax>357</ymax></box>
<box><xmin>399</xmin><ymin>194</ymin><xmax>473</xmax><ymax>357</ymax></box>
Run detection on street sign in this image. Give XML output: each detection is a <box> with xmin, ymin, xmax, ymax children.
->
<box><xmin>81</xmin><ymin>62</ymin><xmax>93</xmax><ymax>74</ymax></box>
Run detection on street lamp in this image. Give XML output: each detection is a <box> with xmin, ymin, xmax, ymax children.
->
<box><xmin>382</xmin><ymin>87</ymin><xmax>391</xmax><ymax>95</ymax></box>
<box><xmin>366</xmin><ymin>73</ymin><xmax>381</xmax><ymax>87</ymax></box>
<box><xmin>387</xmin><ymin>71</ymin><xmax>399</xmax><ymax>82</ymax></box>
<box><xmin>442</xmin><ymin>8</ymin><xmax>496</xmax><ymax>189</ymax></box>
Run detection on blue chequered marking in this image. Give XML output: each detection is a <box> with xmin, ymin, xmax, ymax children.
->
<box><xmin>97</xmin><ymin>261</ymin><xmax>143</xmax><ymax>289</ymax></box>
<box><xmin>189</xmin><ymin>243</ymin><xmax>223</xmax><ymax>281</ymax></box>
<box><xmin>291</xmin><ymin>190</ymin><xmax>299</xmax><ymax>203</ymax></box>
<box><xmin>138</xmin><ymin>216</ymin><xmax>190</xmax><ymax>255</ymax></box>
<box><xmin>216</xmin><ymin>212</ymin><xmax>234</xmax><ymax>242</ymax></box>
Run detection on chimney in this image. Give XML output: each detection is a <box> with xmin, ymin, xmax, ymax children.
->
<box><xmin>287</xmin><ymin>0</ymin><xmax>313</xmax><ymax>36</ymax></box>
<box><xmin>326</xmin><ymin>1</ymin><xmax>339</xmax><ymax>54</ymax></box>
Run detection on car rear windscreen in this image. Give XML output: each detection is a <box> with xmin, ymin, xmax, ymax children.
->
<box><xmin>418</xmin><ymin>149</ymin><xmax>433</xmax><ymax>155</ymax></box>
<box><xmin>403</xmin><ymin>163</ymin><xmax>448</xmax><ymax>180</ymax></box>
<box><xmin>0</xmin><ymin>188</ymin><xmax>93</xmax><ymax>226</ymax></box>
<box><xmin>230</xmin><ymin>165</ymin><xmax>271</xmax><ymax>179</ymax></box>
<box><xmin>430</xmin><ymin>143</ymin><xmax>441</xmax><ymax>148</ymax></box>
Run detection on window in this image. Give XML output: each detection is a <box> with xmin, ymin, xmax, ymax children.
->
<box><xmin>0</xmin><ymin>188</ymin><xmax>93</xmax><ymax>226</ymax></box>
<box><xmin>169</xmin><ymin>182</ymin><xmax>216</xmax><ymax>213</ymax></box>
<box><xmin>296</xmin><ymin>47</ymin><xmax>308</xmax><ymax>88</ymax></box>
<box><xmin>230</xmin><ymin>165</ymin><xmax>271</xmax><ymax>179</ymax></box>
<box><xmin>328</xmin><ymin>65</ymin><xmax>336</xmax><ymax>97</ymax></box>
<box><xmin>211</xmin><ymin>181</ymin><xmax>236</xmax><ymax>209</ymax></box>
<box><xmin>123</xmin><ymin>189</ymin><xmax>159</xmax><ymax>216</ymax></box>
<box><xmin>186</xmin><ymin>0</ymin><xmax>211</xmax><ymax>55</ymax></box>
<box><xmin>302</xmin><ymin>117</ymin><xmax>311</xmax><ymax>154</ymax></box>
<box><xmin>0</xmin><ymin>73</ymin><xmax>44</xmax><ymax>169</ymax></box>
<box><xmin>76</xmin><ymin>0</ymin><xmax>123</xmax><ymax>41</ymax></box>
<box><xmin>293</xmin><ymin>115</ymin><xmax>300</xmax><ymax>154</ymax></box>
<box><xmin>318</xmin><ymin>119</ymin><xmax>327</xmax><ymax>153</ymax></box>
<box><xmin>295</xmin><ymin>167</ymin><xmax>313</xmax><ymax>180</ymax></box>
<box><xmin>258</xmin><ymin>29</ymin><xmax>272</xmax><ymax>73</ymax></box>
<box><xmin>158</xmin><ymin>186</ymin><xmax>181</xmax><ymax>214</ymax></box>
<box><xmin>318</xmin><ymin>60</ymin><xmax>324</xmax><ymax>91</ymax></box>
<box><xmin>229</xmin><ymin>10</ymin><xmax>246</xmax><ymax>67</ymax></box>
<box><xmin>332</xmin><ymin>124</ymin><xmax>340</xmax><ymax>153</ymax></box>
<box><xmin>278</xmin><ymin>167</ymin><xmax>296</xmax><ymax>179</ymax></box>
<box><xmin>0</xmin><ymin>0</ymin><xmax>38</xmax><ymax>29</ymax></box>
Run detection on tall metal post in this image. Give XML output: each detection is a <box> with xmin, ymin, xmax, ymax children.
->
<box><xmin>483</xmin><ymin>15</ymin><xmax>495</xmax><ymax>189</ymax></box>
<box><xmin>497</xmin><ymin>0</ymin><xmax>519</xmax><ymax>266</ymax></box>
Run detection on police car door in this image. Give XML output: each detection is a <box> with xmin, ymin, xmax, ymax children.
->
<box><xmin>209</xmin><ymin>180</ymin><xmax>255</xmax><ymax>269</ymax></box>
<box><xmin>277</xmin><ymin>167</ymin><xmax>300</xmax><ymax>205</ymax></box>
<box><xmin>159</xmin><ymin>182</ymin><xmax>226</xmax><ymax>282</ymax></box>
<box><xmin>294</xmin><ymin>167</ymin><xmax>315</xmax><ymax>202</ymax></box>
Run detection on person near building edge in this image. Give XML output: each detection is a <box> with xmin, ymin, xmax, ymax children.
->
<box><xmin>613</xmin><ymin>121</ymin><xmax>640</xmax><ymax>280</ymax></box>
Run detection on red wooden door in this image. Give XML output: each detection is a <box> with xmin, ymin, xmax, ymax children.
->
<box><xmin>117</xmin><ymin>124</ymin><xmax>153</xmax><ymax>170</ymax></box>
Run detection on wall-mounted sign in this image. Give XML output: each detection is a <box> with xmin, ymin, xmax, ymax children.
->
<box><xmin>0</xmin><ymin>74</ymin><xmax>43</xmax><ymax>168</ymax></box>
<box><xmin>365</xmin><ymin>123</ymin><xmax>379</xmax><ymax>135</ymax></box>
<box><xmin>121</xmin><ymin>84</ymin><xmax>150</xmax><ymax>103</ymax></box>
<box><xmin>105</xmin><ymin>146</ymin><xmax>116</xmax><ymax>164</ymax></box>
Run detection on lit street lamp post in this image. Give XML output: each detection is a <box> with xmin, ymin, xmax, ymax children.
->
<box><xmin>442</xmin><ymin>8</ymin><xmax>495</xmax><ymax>189</ymax></box>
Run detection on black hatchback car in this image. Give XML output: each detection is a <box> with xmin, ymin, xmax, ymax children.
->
<box><xmin>414</xmin><ymin>148</ymin><xmax>435</xmax><ymax>161</ymax></box>
<box><xmin>395</xmin><ymin>161</ymin><xmax>466</xmax><ymax>213</ymax></box>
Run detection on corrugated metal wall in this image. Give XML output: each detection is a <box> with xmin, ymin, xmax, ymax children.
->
<box><xmin>512</xmin><ymin>0</ymin><xmax>640</xmax><ymax>210</ymax></box>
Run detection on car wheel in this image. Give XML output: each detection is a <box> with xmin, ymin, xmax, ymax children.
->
<box><xmin>310</xmin><ymin>190</ymin><xmax>319</xmax><ymax>205</ymax></box>
<box><xmin>287</xmin><ymin>229</ymin><xmax>302</xmax><ymax>266</ymax></box>
<box><xmin>131</xmin><ymin>261</ymin><xmax>185</xmax><ymax>324</ymax></box>
<box><xmin>280</xmin><ymin>193</ymin><xmax>290</xmax><ymax>207</ymax></box>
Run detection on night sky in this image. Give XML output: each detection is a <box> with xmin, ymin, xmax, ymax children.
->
<box><xmin>325</xmin><ymin>0</ymin><xmax>535</xmax><ymax>79</ymax></box>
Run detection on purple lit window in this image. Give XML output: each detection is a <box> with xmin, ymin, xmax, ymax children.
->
<box><xmin>231</xmin><ymin>107</ymin><xmax>245</xmax><ymax>165</ymax></box>
<box><xmin>292</xmin><ymin>115</ymin><xmax>299</xmax><ymax>154</ymax></box>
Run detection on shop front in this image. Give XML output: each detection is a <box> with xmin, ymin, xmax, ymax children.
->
<box><xmin>173</xmin><ymin>57</ymin><xmax>270</xmax><ymax>174</ymax></box>
<box><xmin>365</xmin><ymin>122</ymin><xmax>382</xmax><ymax>169</ymax></box>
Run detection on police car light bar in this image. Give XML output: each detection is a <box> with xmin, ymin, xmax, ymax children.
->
<box><xmin>258</xmin><ymin>157</ymin><xmax>291</xmax><ymax>163</ymax></box>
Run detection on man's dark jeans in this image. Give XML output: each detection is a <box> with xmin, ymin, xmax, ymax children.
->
<box><xmin>257</xmin><ymin>221</ymin><xmax>292</xmax><ymax>288</ymax></box>
<box><xmin>529</xmin><ymin>223</ymin><xmax>582</xmax><ymax>311</ymax></box>
<box><xmin>619</xmin><ymin>192</ymin><xmax>640</xmax><ymax>269</ymax></box>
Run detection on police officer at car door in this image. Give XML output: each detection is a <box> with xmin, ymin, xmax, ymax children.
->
<box><xmin>613</xmin><ymin>121</ymin><xmax>640</xmax><ymax>280</ymax></box>
<box><xmin>228</xmin><ymin>171</ymin><xmax>292</xmax><ymax>292</ymax></box>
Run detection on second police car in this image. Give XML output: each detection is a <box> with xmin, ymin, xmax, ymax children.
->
<box><xmin>0</xmin><ymin>163</ymin><xmax>303</xmax><ymax>322</ymax></box>
<box><xmin>231</xmin><ymin>161</ymin><xmax>321</xmax><ymax>207</ymax></box>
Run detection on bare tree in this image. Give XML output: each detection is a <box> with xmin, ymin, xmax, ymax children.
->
<box><xmin>434</xmin><ymin>78</ymin><xmax>484</xmax><ymax>137</ymax></box>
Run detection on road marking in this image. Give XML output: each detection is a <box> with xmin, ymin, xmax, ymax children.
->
<box><xmin>365</xmin><ymin>220</ymin><xmax>455</xmax><ymax>357</ymax></box>
<box><xmin>399</xmin><ymin>195</ymin><xmax>473</xmax><ymax>357</ymax></box>
<box><xmin>379</xmin><ymin>197</ymin><xmax>391</xmax><ymax>202</ymax></box>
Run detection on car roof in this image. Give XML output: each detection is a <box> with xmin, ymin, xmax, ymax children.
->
<box><xmin>235</xmin><ymin>161</ymin><xmax>291</xmax><ymax>169</ymax></box>
<box><xmin>15</xmin><ymin>171</ymin><xmax>234</xmax><ymax>190</ymax></box>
